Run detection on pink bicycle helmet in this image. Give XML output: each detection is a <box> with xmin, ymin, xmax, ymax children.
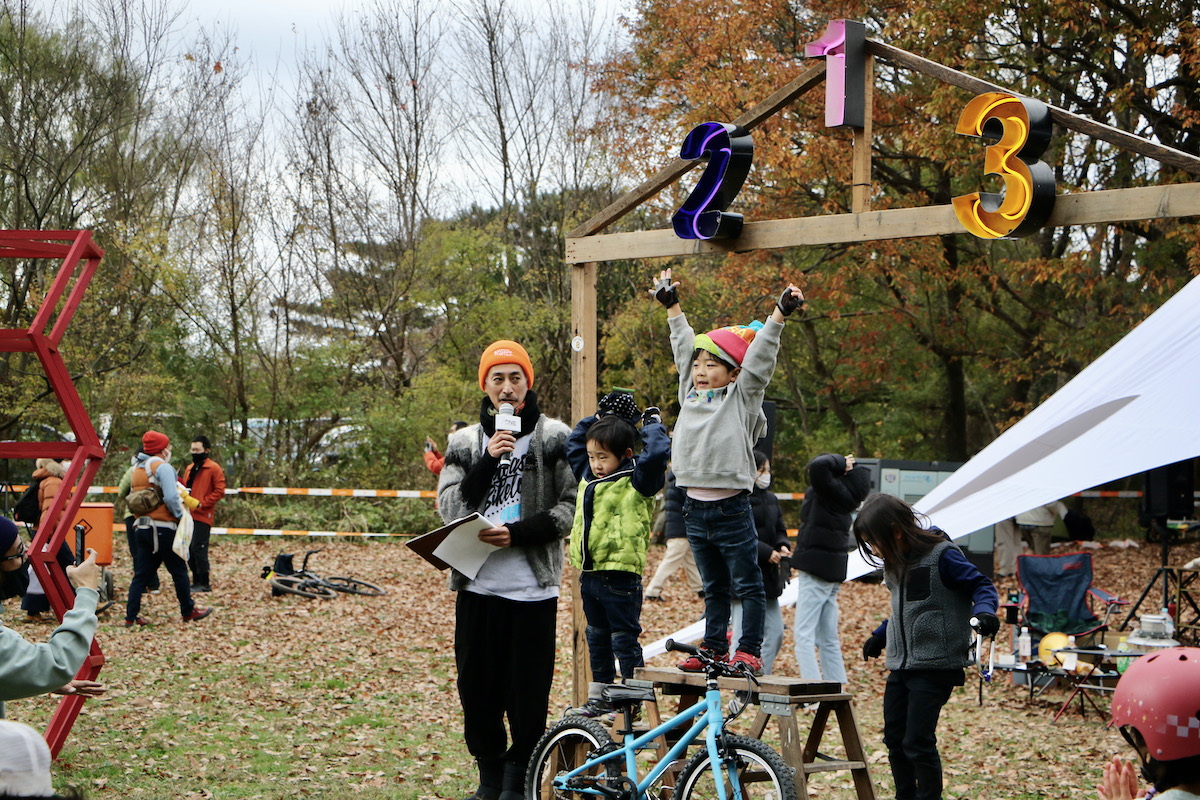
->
<box><xmin>1112</xmin><ymin>647</ymin><xmax>1200</xmax><ymax>761</ymax></box>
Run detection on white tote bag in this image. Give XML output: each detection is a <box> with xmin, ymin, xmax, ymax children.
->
<box><xmin>173</xmin><ymin>505</ymin><xmax>194</xmax><ymax>561</ymax></box>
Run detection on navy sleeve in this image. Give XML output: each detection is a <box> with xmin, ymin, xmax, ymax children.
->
<box><xmin>873</xmin><ymin>619</ymin><xmax>888</xmax><ymax>638</ymax></box>
<box><xmin>566</xmin><ymin>415</ymin><xmax>596</xmax><ymax>481</ymax></box>
<box><xmin>631</xmin><ymin>422</ymin><xmax>671</xmax><ymax>497</ymax></box>
<box><xmin>938</xmin><ymin>546</ymin><xmax>999</xmax><ymax>616</ymax></box>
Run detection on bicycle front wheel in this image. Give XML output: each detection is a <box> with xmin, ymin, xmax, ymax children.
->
<box><xmin>526</xmin><ymin>717</ymin><xmax>613</xmax><ymax>800</ymax></box>
<box><xmin>324</xmin><ymin>576</ymin><xmax>387</xmax><ymax>596</ymax></box>
<box><xmin>673</xmin><ymin>735</ymin><xmax>797</xmax><ymax>800</ymax></box>
<box><xmin>270</xmin><ymin>575</ymin><xmax>338</xmax><ymax>600</ymax></box>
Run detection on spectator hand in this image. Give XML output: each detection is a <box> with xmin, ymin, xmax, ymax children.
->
<box><xmin>973</xmin><ymin>611</ymin><xmax>1001</xmax><ymax>637</ymax></box>
<box><xmin>598</xmin><ymin>390</ymin><xmax>640</xmax><ymax>423</ymax></box>
<box><xmin>642</xmin><ymin>406</ymin><xmax>662</xmax><ymax>426</ymax></box>
<box><xmin>651</xmin><ymin>269</ymin><xmax>679</xmax><ymax>308</ymax></box>
<box><xmin>65</xmin><ymin>549</ymin><xmax>101</xmax><ymax>592</ymax></box>
<box><xmin>53</xmin><ymin>679</ymin><xmax>105</xmax><ymax>698</ymax></box>
<box><xmin>862</xmin><ymin>634</ymin><xmax>885</xmax><ymax>661</ymax></box>
<box><xmin>1098</xmin><ymin>755</ymin><xmax>1143</xmax><ymax>800</ymax></box>
<box><xmin>776</xmin><ymin>285</ymin><xmax>805</xmax><ymax>317</ymax></box>
<box><xmin>425</xmin><ymin>437</ymin><xmax>436</xmax><ymax>452</ymax></box>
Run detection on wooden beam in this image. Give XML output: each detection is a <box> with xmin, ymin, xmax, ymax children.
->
<box><xmin>865</xmin><ymin>39</ymin><xmax>1200</xmax><ymax>178</ymax></box>
<box><xmin>851</xmin><ymin>54</ymin><xmax>875</xmax><ymax>213</ymax></box>
<box><xmin>569</xmin><ymin>261</ymin><xmax>597</xmax><ymax>707</ymax></box>
<box><xmin>567</xmin><ymin>62</ymin><xmax>828</xmax><ymax>239</ymax></box>
<box><xmin>565</xmin><ymin>182</ymin><xmax>1200</xmax><ymax>263</ymax></box>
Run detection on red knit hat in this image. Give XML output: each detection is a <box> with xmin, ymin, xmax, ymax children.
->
<box><xmin>478</xmin><ymin>340</ymin><xmax>534</xmax><ymax>391</ymax></box>
<box><xmin>142</xmin><ymin>430</ymin><xmax>170</xmax><ymax>456</ymax></box>
<box><xmin>695</xmin><ymin>323</ymin><xmax>762</xmax><ymax>367</ymax></box>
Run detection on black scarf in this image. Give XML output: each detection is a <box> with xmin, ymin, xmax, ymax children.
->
<box><xmin>479</xmin><ymin>390</ymin><xmax>541</xmax><ymax>438</ymax></box>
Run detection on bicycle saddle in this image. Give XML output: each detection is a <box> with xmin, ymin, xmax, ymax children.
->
<box><xmin>602</xmin><ymin>685</ymin><xmax>656</xmax><ymax>705</ymax></box>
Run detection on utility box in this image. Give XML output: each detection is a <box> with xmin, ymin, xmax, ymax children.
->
<box><xmin>856</xmin><ymin>459</ymin><xmax>995</xmax><ymax>578</ymax></box>
<box><xmin>67</xmin><ymin>502</ymin><xmax>114</xmax><ymax>566</ymax></box>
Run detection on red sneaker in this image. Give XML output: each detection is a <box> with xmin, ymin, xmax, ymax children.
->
<box><xmin>729</xmin><ymin>651</ymin><xmax>763</xmax><ymax>676</ymax></box>
<box><xmin>124</xmin><ymin>617</ymin><xmax>148</xmax><ymax>628</ymax></box>
<box><xmin>678</xmin><ymin>648</ymin><xmax>725</xmax><ymax>672</ymax></box>
<box><xmin>182</xmin><ymin>607</ymin><xmax>212</xmax><ymax>622</ymax></box>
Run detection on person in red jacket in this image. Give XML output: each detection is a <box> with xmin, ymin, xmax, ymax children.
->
<box><xmin>182</xmin><ymin>435</ymin><xmax>226</xmax><ymax>593</ymax></box>
<box><xmin>424</xmin><ymin>421</ymin><xmax>469</xmax><ymax>476</ymax></box>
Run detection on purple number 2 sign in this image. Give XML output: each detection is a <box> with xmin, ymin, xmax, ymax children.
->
<box><xmin>671</xmin><ymin>122</ymin><xmax>754</xmax><ymax>240</ymax></box>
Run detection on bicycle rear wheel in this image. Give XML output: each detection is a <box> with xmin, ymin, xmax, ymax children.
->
<box><xmin>672</xmin><ymin>735</ymin><xmax>797</xmax><ymax>800</ymax></box>
<box><xmin>324</xmin><ymin>576</ymin><xmax>387</xmax><ymax>596</ymax></box>
<box><xmin>526</xmin><ymin>717</ymin><xmax>614</xmax><ymax>800</ymax></box>
<box><xmin>270</xmin><ymin>575</ymin><xmax>338</xmax><ymax>600</ymax></box>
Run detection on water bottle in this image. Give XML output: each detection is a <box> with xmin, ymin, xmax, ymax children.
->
<box><xmin>1018</xmin><ymin>626</ymin><xmax>1032</xmax><ymax>662</ymax></box>
<box><xmin>1061</xmin><ymin>635</ymin><xmax>1078</xmax><ymax>671</ymax></box>
<box><xmin>1117</xmin><ymin>636</ymin><xmax>1131</xmax><ymax>674</ymax></box>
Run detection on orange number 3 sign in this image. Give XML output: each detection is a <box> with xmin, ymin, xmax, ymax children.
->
<box><xmin>953</xmin><ymin>92</ymin><xmax>1056</xmax><ymax>239</ymax></box>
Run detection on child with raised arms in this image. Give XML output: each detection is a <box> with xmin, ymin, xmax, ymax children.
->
<box><xmin>650</xmin><ymin>268</ymin><xmax>804</xmax><ymax>675</ymax></box>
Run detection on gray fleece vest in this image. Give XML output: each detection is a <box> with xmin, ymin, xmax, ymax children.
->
<box><xmin>884</xmin><ymin>540</ymin><xmax>974</xmax><ymax>670</ymax></box>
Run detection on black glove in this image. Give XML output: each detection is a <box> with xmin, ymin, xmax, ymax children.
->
<box><xmin>776</xmin><ymin>286</ymin><xmax>804</xmax><ymax>317</ymax></box>
<box><xmin>642</xmin><ymin>406</ymin><xmax>662</xmax><ymax>426</ymax></box>
<box><xmin>862</xmin><ymin>634</ymin><xmax>885</xmax><ymax>661</ymax></box>
<box><xmin>597</xmin><ymin>390</ymin><xmax>640</xmax><ymax>424</ymax></box>
<box><xmin>973</xmin><ymin>611</ymin><xmax>1001</xmax><ymax>637</ymax></box>
<box><xmin>653</xmin><ymin>275</ymin><xmax>679</xmax><ymax>308</ymax></box>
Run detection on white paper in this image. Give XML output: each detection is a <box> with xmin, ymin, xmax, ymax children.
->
<box><xmin>431</xmin><ymin>514</ymin><xmax>502</xmax><ymax>580</ymax></box>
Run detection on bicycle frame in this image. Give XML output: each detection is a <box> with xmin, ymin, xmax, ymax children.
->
<box><xmin>555</xmin><ymin>684</ymin><xmax>740</xmax><ymax>800</ymax></box>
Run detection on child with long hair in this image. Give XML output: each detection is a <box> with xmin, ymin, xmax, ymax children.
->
<box><xmin>854</xmin><ymin>493</ymin><xmax>999</xmax><ymax>800</ymax></box>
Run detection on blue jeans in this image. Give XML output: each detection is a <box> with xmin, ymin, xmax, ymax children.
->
<box><xmin>580</xmin><ymin>571</ymin><xmax>644</xmax><ymax>683</ymax></box>
<box><xmin>792</xmin><ymin>570</ymin><xmax>847</xmax><ymax>683</ymax></box>
<box><xmin>684</xmin><ymin>493</ymin><xmax>765</xmax><ymax>656</ymax></box>
<box><xmin>731</xmin><ymin>595</ymin><xmax>783</xmax><ymax>674</ymax></box>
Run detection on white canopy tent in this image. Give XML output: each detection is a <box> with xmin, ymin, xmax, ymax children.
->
<box><xmin>644</xmin><ymin>273</ymin><xmax>1200</xmax><ymax>658</ymax></box>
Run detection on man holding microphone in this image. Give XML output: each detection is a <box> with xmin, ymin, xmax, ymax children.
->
<box><xmin>436</xmin><ymin>340</ymin><xmax>577</xmax><ymax>800</ymax></box>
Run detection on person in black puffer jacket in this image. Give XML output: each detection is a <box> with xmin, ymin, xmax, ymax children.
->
<box><xmin>791</xmin><ymin>452</ymin><xmax>871</xmax><ymax>684</ymax></box>
<box><xmin>730</xmin><ymin>451</ymin><xmax>791</xmax><ymax>674</ymax></box>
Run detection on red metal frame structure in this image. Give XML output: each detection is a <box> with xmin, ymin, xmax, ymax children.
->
<box><xmin>0</xmin><ymin>231</ymin><xmax>106</xmax><ymax>756</ymax></box>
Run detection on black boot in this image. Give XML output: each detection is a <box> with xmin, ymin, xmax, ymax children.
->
<box><xmin>497</xmin><ymin>760</ymin><xmax>526</xmax><ymax>800</ymax></box>
<box><xmin>464</xmin><ymin>758</ymin><xmax>503</xmax><ymax>800</ymax></box>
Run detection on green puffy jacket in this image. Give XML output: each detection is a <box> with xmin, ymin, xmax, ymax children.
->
<box><xmin>569</xmin><ymin>471</ymin><xmax>657</xmax><ymax>574</ymax></box>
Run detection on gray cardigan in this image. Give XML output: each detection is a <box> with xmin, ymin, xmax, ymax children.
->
<box><xmin>668</xmin><ymin>313</ymin><xmax>782</xmax><ymax>492</ymax></box>
<box><xmin>437</xmin><ymin>414</ymin><xmax>576</xmax><ymax>591</ymax></box>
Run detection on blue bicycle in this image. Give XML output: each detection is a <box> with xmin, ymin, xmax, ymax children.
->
<box><xmin>525</xmin><ymin>640</ymin><xmax>797</xmax><ymax>800</ymax></box>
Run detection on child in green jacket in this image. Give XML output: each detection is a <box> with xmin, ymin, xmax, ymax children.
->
<box><xmin>564</xmin><ymin>391</ymin><xmax>670</xmax><ymax>718</ymax></box>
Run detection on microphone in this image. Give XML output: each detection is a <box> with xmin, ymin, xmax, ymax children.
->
<box><xmin>496</xmin><ymin>402</ymin><xmax>522</xmax><ymax>466</ymax></box>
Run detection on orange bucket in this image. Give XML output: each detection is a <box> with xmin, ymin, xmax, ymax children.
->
<box><xmin>67</xmin><ymin>502</ymin><xmax>114</xmax><ymax>566</ymax></box>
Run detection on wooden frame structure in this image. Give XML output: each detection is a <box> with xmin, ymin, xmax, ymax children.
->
<box><xmin>0</xmin><ymin>231</ymin><xmax>107</xmax><ymax>756</ymax></box>
<box><xmin>563</xmin><ymin>35</ymin><xmax>1200</xmax><ymax>701</ymax></box>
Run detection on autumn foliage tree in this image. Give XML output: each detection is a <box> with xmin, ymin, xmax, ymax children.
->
<box><xmin>591</xmin><ymin>0</ymin><xmax>1200</xmax><ymax>476</ymax></box>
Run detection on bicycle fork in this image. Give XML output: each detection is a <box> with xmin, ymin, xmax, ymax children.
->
<box><xmin>701</xmin><ymin>687</ymin><xmax>743</xmax><ymax>800</ymax></box>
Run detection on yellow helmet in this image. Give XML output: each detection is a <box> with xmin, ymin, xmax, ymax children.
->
<box><xmin>1037</xmin><ymin>632</ymin><xmax>1070</xmax><ymax>666</ymax></box>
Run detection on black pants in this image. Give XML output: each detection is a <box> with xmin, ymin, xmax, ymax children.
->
<box><xmin>189</xmin><ymin>521</ymin><xmax>212</xmax><ymax>587</ymax></box>
<box><xmin>125</xmin><ymin>516</ymin><xmax>159</xmax><ymax>590</ymax></box>
<box><xmin>455</xmin><ymin>591</ymin><xmax>557</xmax><ymax>768</ymax></box>
<box><xmin>125</xmin><ymin>524</ymin><xmax>194</xmax><ymax>622</ymax></box>
<box><xmin>882</xmin><ymin>669</ymin><xmax>962</xmax><ymax>800</ymax></box>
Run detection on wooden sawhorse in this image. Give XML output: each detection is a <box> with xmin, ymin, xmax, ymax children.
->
<box><xmin>630</xmin><ymin>666</ymin><xmax>877</xmax><ymax>800</ymax></box>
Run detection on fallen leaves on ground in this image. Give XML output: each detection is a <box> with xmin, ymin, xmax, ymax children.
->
<box><xmin>7</xmin><ymin>533</ymin><xmax>1197</xmax><ymax>799</ymax></box>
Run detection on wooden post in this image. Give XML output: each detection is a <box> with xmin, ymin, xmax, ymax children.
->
<box><xmin>852</xmin><ymin>54</ymin><xmax>875</xmax><ymax>213</ymax></box>
<box><xmin>570</xmin><ymin>262</ymin><xmax>598</xmax><ymax>706</ymax></box>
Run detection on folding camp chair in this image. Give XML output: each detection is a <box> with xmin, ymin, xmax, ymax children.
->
<box><xmin>1016</xmin><ymin>551</ymin><xmax>1127</xmax><ymax>646</ymax></box>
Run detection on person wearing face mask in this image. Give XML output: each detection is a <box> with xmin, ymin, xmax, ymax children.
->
<box><xmin>791</xmin><ymin>452</ymin><xmax>871</xmax><ymax>684</ymax></box>
<box><xmin>0</xmin><ymin>516</ymin><xmax>105</xmax><ymax>705</ymax></box>
<box><xmin>124</xmin><ymin>431</ymin><xmax>211</xmax><ymax>627</ymax></box>
<box><xmin>180</xmin><ymin>435</ymin><xmax>226</xmax><ymax>593</ymax></box>
<box><xmin>729</xmin><ymin>450</ymin><xmax>792</xmax><ymax>675</ymax></box>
